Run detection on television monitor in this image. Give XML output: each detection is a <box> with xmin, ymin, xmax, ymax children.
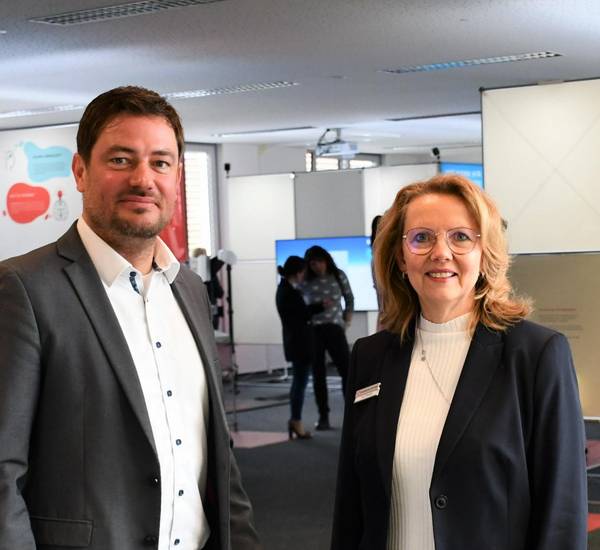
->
<box><xmin>275</xmin><ymin>236</ymin><xmax>378</xmax><ymax>311</ymax></box>
<box><xmin>440</xmin><ymin>162</ymin><xmax>484</xmax><ymax>187</ymax></box>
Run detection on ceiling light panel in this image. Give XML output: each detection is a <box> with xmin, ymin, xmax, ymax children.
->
<box><xmin>382</xmin><ymin>51</ymin><xmax>562</xmax><ymax>74</ymax></box>
<box><xmin>164</xmin><ymin>81</ymin><xmax>299</xmax><ymax>99</ymax></box>
<box><xmin>0</xmin><ymin>104</ymin><xmax>84</xmax><ymax>119</ymax></box>
<box><xmin>214</xmin><ymin>126</ymin><xmax>315</xmax><ymax>137</ymax></box>
<box><xmin>29</xmin><ymin>0</ymin><xmax>227</xmax><ymax>26</ymax></box>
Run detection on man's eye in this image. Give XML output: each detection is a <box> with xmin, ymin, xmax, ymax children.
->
<box><xmin>154</xmin><ymin>160</ymin><xmax>170</xmax><ymax>169</ymax></box>
<box><xmin>110</xmin><ymin>157</ymin><xmax>129</xmax><ymax>165</ymax></box>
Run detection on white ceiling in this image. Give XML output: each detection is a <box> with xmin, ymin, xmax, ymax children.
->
<box><xmin>1</xmin><ymin>0</ymin><xmax>599</xmax><ymax>154</ymax></box>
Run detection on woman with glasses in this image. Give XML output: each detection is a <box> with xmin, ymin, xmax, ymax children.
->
<box><xmin>331</xmin><ymin>174</ymin><xmax>587</xmax><ymax>550</ymax></box>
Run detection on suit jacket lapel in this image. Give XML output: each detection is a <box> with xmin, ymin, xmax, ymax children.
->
<box><xmin>376</xmin><ymin>329</ymin><xmax>414</xmax><ymax>499</ymax></box>
<box><xmin>171</xmin><ymin>275</ymin><xmax>218</xmax><ymax>380</ymax></box>
<box><xmin>57</xmin><ymin>225</ymin><xmax>157</xmax><ymax>455</ymax></box>
<box><xmin>433</xmin><ymin>323</ymin><xmax>503</xmax><ymax>478</ymax></box>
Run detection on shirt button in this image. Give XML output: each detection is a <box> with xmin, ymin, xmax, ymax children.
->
<box><xmin>174</xmin><ymin>539</ymin><xmax>180</xmax><ymax>545</ymax></box>
<box><xmin>155</xmin><ymin>341</ymin><xmax>162</xmax><ymax>348</ymax></box>
<box><xmin>175</xmin><ymin>439</ymin><xmax>182</xmax><ymax>446</ymax></box>
<box><xmin>434</xmin><ymin>494</ymin><xmax>448</xmax><ymax>509</ymax></box>
<box><xmin>166</xmin><ymin>390</ymin><xmax>172</xmax><ymax>397</ymax></box>
<box><xmin>178</xmin><ymin>489</ymin><xmax>184</xmax><ymax>496</ymax></box>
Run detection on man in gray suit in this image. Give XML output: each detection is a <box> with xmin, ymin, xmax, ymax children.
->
<box><xmin>0</xmin><ymin>86</ymin><xmax>261</xmax><ymax>550</ymax></box>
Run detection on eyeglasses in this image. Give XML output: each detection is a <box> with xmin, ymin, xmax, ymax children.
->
<box><xmin>402</xmin><ymin>227</ymin><xmax>480</xmax><ymax>255</ymax></box>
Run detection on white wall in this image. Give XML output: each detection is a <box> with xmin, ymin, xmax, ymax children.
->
<box><xmin>221</xmin><ymin>159</ymin><xmax>445</xmax><ymax>373</ymax></box>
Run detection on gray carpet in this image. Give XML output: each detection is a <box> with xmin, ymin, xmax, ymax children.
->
<box><xmin>227</xmin><ymin>371</ymin><xmax>600</xmax><ymax>550</ymax></box>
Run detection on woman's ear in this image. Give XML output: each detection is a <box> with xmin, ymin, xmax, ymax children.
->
<box><xmin>396</xmin><ymin>249</ymin><xmax>406</xmax><ymax>272</ymax></box>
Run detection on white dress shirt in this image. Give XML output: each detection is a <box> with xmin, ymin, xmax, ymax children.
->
<box><xmin>77</xmin><ymin>217</ymin><xmax>210</xmax><ymax>550</ymax></box>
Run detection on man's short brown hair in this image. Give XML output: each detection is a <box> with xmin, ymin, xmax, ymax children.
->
<box><xmin>76</xmin><ymin>85</ymin><xmax>185</xmax><ymax>163</ymax></box>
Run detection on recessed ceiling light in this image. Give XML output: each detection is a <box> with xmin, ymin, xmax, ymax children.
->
<box><xmin>214</xmin><ymin>126</ymin><xmax>315</xmax><ymax>137</ymax></box>
<box><xmin>0</xmin><ymin>30</ymin><xmax>7</xmax><ymax>34</ymax></box>
<box><xmin>382</xmin><ymin>51</ymin><xmax>561</xmax><ymax>74</ymax></box>
<box><xmin>0</xmin><ymin>104</ymin><xmax>84</xmax><ymax>120</ymax></box>
<box><xmin>0</xmin><ymin>81</ymin><xmax>299</xmax><ymax>120</ymax></box>
<box><xmin>29</xmin><ymin>0</ymin><xmax>227</xmax><ymax>26</ymax></box>
<box><xmin>164</xmin><ymin>81</ymin><xmax>299</xmax><ymax>100</ymax></box>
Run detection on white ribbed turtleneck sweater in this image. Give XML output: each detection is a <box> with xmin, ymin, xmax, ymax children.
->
<box><xmin>387</xmin><ymin>313</ymin><xmax>472</xmax><ymax>550</ymax></box>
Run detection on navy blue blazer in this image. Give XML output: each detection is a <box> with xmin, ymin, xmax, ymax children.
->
<box><xmin>331</xmin><ymin>320</ymin><xmax>587</xmax><ymax>550</ymax></box>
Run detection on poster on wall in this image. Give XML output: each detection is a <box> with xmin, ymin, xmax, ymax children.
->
<box><xmin>0</xmin><ymin>125</ymin><xmax>81</xmax><ymax>261</ymax></box>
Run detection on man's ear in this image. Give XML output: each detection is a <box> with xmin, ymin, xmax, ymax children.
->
<box><xmin>72</xmin><ymin>153</ymin><xmax>87</xmax><ymax>193</ymax></box>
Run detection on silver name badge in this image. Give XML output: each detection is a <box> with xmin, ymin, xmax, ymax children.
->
<box><xmin>354</xmin><ymin>382</ymin><xmax>381</xmax><ymax>404</ymax></box>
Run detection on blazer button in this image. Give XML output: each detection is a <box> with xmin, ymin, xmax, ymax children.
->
<box><xmin>434</xmin><ymin>495</ymin><xmax>448</xmax><ymax>509</ymax></box>
<box><xmin>149</xmin><ymin>476</ymin><xmax>160</xmax><ymax>487</ymax></box>
<box><xmin>143</xmin><ymin>534</ymin><xmax>158</xmax><ymax>546</ymax></box>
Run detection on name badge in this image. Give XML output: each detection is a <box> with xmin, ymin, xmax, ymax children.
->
<box><xmin>354</xmin><ymin>382</ymin><xmax>381</xmax><ymax>403</ymax></box>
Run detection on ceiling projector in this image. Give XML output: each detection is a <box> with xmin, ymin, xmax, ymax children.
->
<box><xmin>315</xmin><ymin>128</ymin><xmax>358</xmax><ymax>158</ymax></box>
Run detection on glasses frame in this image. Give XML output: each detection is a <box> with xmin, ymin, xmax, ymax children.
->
<box><xmin>402</xmin><ymin>227</ymin><xmax>481</xmax><ymax>255</ymax></box>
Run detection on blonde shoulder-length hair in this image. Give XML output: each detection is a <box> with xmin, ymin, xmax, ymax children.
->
<box><xmin>373</xmin><ymin>174</ymin><xmax>531</xmax><ymax>340</ymax></box>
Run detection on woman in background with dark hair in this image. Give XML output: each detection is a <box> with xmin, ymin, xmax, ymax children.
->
<box><xmin>276</xmin><ymin>256</ymin><xmax>324</xmax><ymax>439</ymax></box>
<box><xmin>302</xmin><ymin>246</ymin><xmax>354</xmax><ymax>430</ymax></box>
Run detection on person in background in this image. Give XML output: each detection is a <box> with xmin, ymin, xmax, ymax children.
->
<box><xmin>302</xmin><ymin>245</ymin><xmax>354</xmax><ymax>430</ymax></box>
<box><xmin>332</xmin><ymin>174</ymin><xmax>587</xmax><ymax>550</ymax></box>
<box><xmin>370</xmin><ymin>214</ymin><xmax>383</xmax><ymax>330</ymax></box>
<box><xmin>275</xmin><ymin>256</ymin><xmax>326</xmax><ymax>439</ymax></box>
<box><xmin>0</xmin><ymin>86</ymin><xmax>260</xmax><ymax>550</ymax></box>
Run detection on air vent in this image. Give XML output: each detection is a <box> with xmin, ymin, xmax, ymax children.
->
<box><xmin>214</xmin><ymin>126</ymin><xmax>315</xmax><ymax>137</ymax></box>
<box><xmin>164</xmin><ymin>81</ymin><xmax>299</xmax><ymax>99</ymax></box>
<box><xmin>29</xmin><ymin>0</ymin><xmax>227</xmax><ymax>26</ymax></box>
<box><xmin>0</xmin><ymin>104</ymin><xmax>84</xmax><ymax>120</ymax></box>
<box><xmin>382</xmin><ymin>52</ymin><xmax>561</xmax><ymax>74</ymax></box>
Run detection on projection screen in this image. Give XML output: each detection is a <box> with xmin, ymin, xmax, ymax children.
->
<box><xmin>482</xmin><ymin>78</ymin><xmax>600</xmax><ymax>254</ymax></box>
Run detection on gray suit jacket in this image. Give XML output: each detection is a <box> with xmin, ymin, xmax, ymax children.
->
<box><xmin>0</xmin><ymin>224</ymin><xmax>261</xmax><ymax>550</ymax></box>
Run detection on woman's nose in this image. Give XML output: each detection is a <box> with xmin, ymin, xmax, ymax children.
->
<box><xmin>429</xmin><ymin>233</ymin><xmax>452</xmax><ymax>260</ymax></box>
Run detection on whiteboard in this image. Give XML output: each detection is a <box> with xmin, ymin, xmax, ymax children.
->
<box><xmin>482</xmin><ymin>79</ymin><xmax>600</xmax><ymax>254</ymax></box>
<box><xmin>509</xmin><ymin>253</ymin><xmax>600</xmax><ymax>417</ymax></box>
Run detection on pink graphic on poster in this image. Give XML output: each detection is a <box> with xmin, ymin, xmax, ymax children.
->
<box><xmin>6</xmin><ymin>182</ymin><xmax>51</xmax><ymax>224</ymax></box>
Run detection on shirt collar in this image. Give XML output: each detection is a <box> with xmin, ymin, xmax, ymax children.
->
<box><xmin>77</xmin><ymin>217</ymin><xmax>180</xmax><ymax>286</ymax></box>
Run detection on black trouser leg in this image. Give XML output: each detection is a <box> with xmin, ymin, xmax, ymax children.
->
<box><xmin>322</xmin><ymin>323</ymin><xmax>350</xmax><ymax>397</ymax></box>
<box><xmin>311</xmin><ymin>325</ymin><xmax>329</xmax><ymax>416</ymax></box>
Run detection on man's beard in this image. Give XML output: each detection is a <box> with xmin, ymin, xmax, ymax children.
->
<box><xmin>110</xmin><ymin>209</ymin><xmax>168</xmax><ymax>239</ymax></box>
<box><xmin>87</xmin><ymin>206</ymin><xmax>170</xmax><ymax>241</ymax></box>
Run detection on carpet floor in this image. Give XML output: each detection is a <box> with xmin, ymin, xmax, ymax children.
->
<box><xmin>227</xmin><ymin>371</ymin><xmax>600</xmax><ymax>550</ymax></box>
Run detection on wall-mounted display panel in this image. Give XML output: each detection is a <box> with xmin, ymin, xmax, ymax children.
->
<box><xmin>510</xmin><ymin>252</ymin><xmax>600</xmax><ymax>418</ymax></box>
<box><xmin>440</xmin><ymin>162</ymin><xmax>483</xmax><ymax>187</ymax></box>
<box><xmin>275</xmin><ymin>235</ymin><xmax>377</xmax><ymax>311</ymax></box>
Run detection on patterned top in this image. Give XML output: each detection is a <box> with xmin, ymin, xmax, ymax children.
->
<box><xmin>300</xmin><ymin>270</ymin><xmax>354</xmax><ymax>327</ymax></box>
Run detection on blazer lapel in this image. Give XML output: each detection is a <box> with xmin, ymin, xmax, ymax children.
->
<box><xmin>171</xmin><ymin>275</ymin><xmax>217</xmax><ymax>374</ymax></box>
<box><xmin>433</xmin><ymin>323</ymin><xmax>503</xmax><ymax>478</ymax></box>
<box><xmin>171</xmin><ymin>274</ymin><xmax>226</xmax><ymax>425</ymax></box>
<box><xmin>57</xmin><ymin>226</ymin><xmax>156</xmax><ymax>455</ymax></box>
<box><xmin>376</xmin><ymin>330</ymin><xmax>414</xmax><ymax>499</ymax></box>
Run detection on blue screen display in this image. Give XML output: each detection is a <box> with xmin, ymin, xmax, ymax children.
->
<box><xmin>275</xmin><ymin>236</ymin><xmax>378</xmax><ymax>311</ymax></box>
<box><xmin>440</xmin><ymin>162</ymin><xmax>484</xmax><ymax>188</ymax></box>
